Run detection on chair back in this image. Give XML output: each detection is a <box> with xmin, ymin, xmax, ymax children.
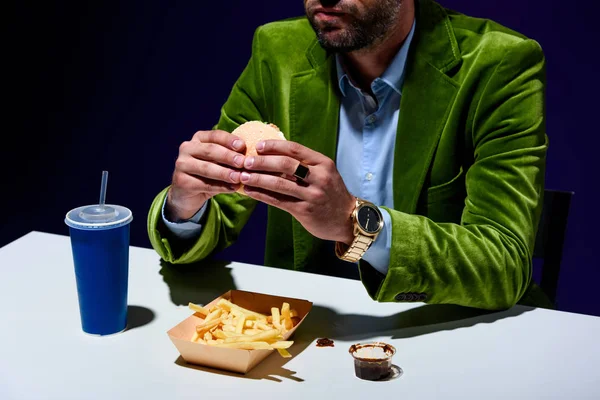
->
<box><xmin>533</xmin><ymin>189</ymin><xmax>574</xmax><ymax>304</ymax></box>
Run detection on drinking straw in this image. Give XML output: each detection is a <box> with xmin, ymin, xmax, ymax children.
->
<box><xmin>99</xmin><ymin>171</ymin><xmax>108</xmax><ymax>206</ymax></box>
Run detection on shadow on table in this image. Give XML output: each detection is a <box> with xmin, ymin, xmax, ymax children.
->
<box><xmin>172</xmin><ymin>304</ymin><xmax>530</xmax><ymax>383</ymax></box>
<box><xmin>160</xmin><ymin>259</ymin><xmax>533</xmax><ymax>382</ymax></box>
<box><xmin>159</xmin><ymin>259</ymin><xmax>237</xmax><ymax>307</ymax></box>
<box><xmin>174</xmin><ymin>355</ymin><xmax>306</xmax><ymax>383</ymax></box>
<box><xmin>299</xmin><ymin>303</ymin><xmax>534</xmax><ymax>343</ymax></box>
<box><xmin>125</xmin><ymin>305</ymin><xmax>155</xmax><ymax>331</ymax></box>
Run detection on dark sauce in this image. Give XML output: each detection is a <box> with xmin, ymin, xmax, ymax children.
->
<box><xmin>349</xmin><ymin>342</ymin><xmax>396</xmax><ymax>381</ymax></box>
<box><xmin>316</xmin><ymin>338</ymin><xmax>335</xmax><ymax>347</ymax></box>
<box><xmin>353</xmin><ymin>360</ymin><xmax>390</xmax><ymax>380</ymax></box>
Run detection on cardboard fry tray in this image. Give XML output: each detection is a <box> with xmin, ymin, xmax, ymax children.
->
<box><xmin>168</xmin><ymin>289</ymin><xmax>313</xmax><ymax>374</ymax></box>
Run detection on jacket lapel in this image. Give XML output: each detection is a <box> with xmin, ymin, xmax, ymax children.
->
<box><xmin>290</xmin><ymin>41</ymin><xmax>339</xmax><ymax>160</ymax></box>
<box><xmin>393</xmin><ymin>0</ymin><xmax>461</xmax><ymax>213</ymax></box>
<box><xmin>289</xmin><ymin>41</ymin><xmax>339</xmax><ymax>271</ymax></box>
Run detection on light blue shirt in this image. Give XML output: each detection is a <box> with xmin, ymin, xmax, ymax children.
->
<box><xmin>335</xmin><ymin>21</ymin><xmax>416</xmax><ymax>274</ymax></box>
<box><xmin>162</xmin><ymin>21</ymin><xmax>416</xmax><ymax>275</ymax></box>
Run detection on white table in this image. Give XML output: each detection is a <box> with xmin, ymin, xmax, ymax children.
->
<box><xmin>1</xmin><ymin>231</ymin><xmax>598</xmax><ymax>399</ymax></box>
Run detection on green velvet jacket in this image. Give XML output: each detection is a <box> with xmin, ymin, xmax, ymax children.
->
<box><xmin>148</xmin><ymin>0</ymin><xmax>548</xmax><ymax>310</ymax></box>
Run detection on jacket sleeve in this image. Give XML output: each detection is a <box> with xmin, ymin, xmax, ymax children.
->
<box><xmin>359</xmin><ymin>39</ymin><xmax>548</xmax><ymax>310</ymax></box>
<box><xmin>147</xmin><ymin>27</ymin><xmax>270</xmax><ymax>263</ymax></box>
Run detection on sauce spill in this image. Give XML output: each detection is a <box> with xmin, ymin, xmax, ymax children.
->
<box><xmin>316</xmin><ymin>338</ymin><xmax>335</xmax><ymax>347</ymax></box>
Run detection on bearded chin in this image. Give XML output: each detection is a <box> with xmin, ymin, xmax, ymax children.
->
<box><xmin>307</xmin><ymin>0</ymin><xmax>402</xmax><ymax>53</ymax></box>
<box><xmin>310</xmin><ymin>20</ymin><xmax>372</xmax><ymax>53</ymax></box>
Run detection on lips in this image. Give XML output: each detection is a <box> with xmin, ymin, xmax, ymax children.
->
<box><xmin>314</xmin><ymin>11</ymin><xmax>344</xmax><ymax>22</ymax></box>
<box><xmin>313</xmin><ymin>8</ymin><xmax>346</xmax><ymax>24</ymax></box>
<box><xmin>313</xmin><ymin>6</ymin><xmax>344</xmax><ymax>14</ymax></box>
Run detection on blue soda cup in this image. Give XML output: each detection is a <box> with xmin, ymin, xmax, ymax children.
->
<box><xmin>65</xmin><ymin>204</ymin><xmax>133</xmax><ymax>335</ymax></box>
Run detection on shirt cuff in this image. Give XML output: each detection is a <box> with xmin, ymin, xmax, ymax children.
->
<box><xmin>362</xmin><ymin>207</ymin><xmax>392</xmax><ymax>275</ymax></box>
<box><xmin>161</xmin><ymin>198</ymin><xmax>208</xmax><ymax>240</ymax></box>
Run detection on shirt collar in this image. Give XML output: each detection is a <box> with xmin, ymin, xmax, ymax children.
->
<box><xmin>336</xmin><ymin>19</ymin><xmax>416</xmax><ymax>97</ymax></box>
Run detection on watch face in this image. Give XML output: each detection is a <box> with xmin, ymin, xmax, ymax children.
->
<box><xmin>356</xmin><ymin>205</ymin><xmax>381</xmax><ymax>234</ymax></box>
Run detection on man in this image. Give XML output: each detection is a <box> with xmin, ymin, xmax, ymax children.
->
<box><xmin>148</xmin><ymin>0</ymin><xmax>549</xmax><ymax>310</ymax></box>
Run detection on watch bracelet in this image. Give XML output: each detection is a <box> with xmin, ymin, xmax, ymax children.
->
<box><xmin>335</xmin><ymin>234</ymin><xmax>374</xmax><ymax>263</ymax></box>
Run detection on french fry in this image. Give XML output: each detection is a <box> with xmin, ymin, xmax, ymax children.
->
<box><xmin>281</xmin><ymin>302</ymin><xmax>294</xmax><ymax>332</ymax></box>
<box><xmin>212</xmin><ymin>330</ymin><xmax>226</xmax><ymax>339</ymax></box>
<box><xmin>217</xmin><ymin>299</ymin><xmax>268</xmax><ymax>320</ymax></box>
<box><xmin>235</xmin><ymin>314</ymin><xmax>246</xmax><ymax>334</ymax></box>
<box><xmin>277</xmin><ymin>349</ymin><xmax>292</xmax><ymax>358</ymax></box>
<box><xmin>188</xmin><ymin>302</ymin><xmax>210</xmax><ymax>316</ymax></box>
<box><xmin>212</xmin><ymin>330</ymin><xmax>225</xmax><ymax>339</ymax></box>
<box><xmin>214</xmin><ymin>341</ymin><xmax>273</xmax><ymax>350</ymax></box>
<box><xmin>281</xmin><ymin>302</ymin><xmax>291</xmax><ymax>320</ymax></box>
<box><xmin>190</xmin><ymin>299</ymin><xmax>299</xmax><ymax>358</ymax></box>
<box><xmin>270</xmin><ymin>341</ymin><xmax>293</xmax><ymax>349</ymax></box>
<box><xmin>255</xmin><ymin>321</ymin><xmax>272</xmax><ymax>331</ymax></box>
<box><xmin>271</xmin><ymin>307</ymin><xmax>281</xmax><ymax>329</ymax></box>
<box><xmin>224</xmin><ymin>329</ymin><xmax>281</xmax><ymax>344</ymax></box>
<box><xmin>204</xmin><ymin>308</ymin><xmax>223</xmax><ymax>323</ymax></box>
<box><xmin>196</xmin><ymin>317</ymin><xmax>224</xmax><ymax>334</ymax></box>
<box><xmin>213</xmin><ymin>330</ymin><xmax>244</xmax><ymax>339</ymax></box>
<box><xmin>242</xmin><ymin>329</ymin><xmax>262</xmax><ymax>335</ymax></box>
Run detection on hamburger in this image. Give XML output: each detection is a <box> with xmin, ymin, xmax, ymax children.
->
<box><xmin>231</xmin><ymin>121</ymin><xmax>286</xmax><ymax>194</ymax></box>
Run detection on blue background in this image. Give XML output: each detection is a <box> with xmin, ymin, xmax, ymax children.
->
<box><xmin>3</xmin><ymin>1</ymin><xmax>599</xmax><ymax>316</ymax></box>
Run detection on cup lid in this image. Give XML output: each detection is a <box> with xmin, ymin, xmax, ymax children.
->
<box><xmin>65</xmin><ymin>204</ymin><xmax>133</xmax><ymax>230</ymax></box>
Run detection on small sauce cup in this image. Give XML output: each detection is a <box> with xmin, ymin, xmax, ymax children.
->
<box><xmin>349</xmin><ymin>342</ymin><xmax>396</xmax><ymax>381</ymax></box>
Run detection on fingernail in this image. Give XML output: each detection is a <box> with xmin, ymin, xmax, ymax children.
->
<box><xmin>256</xmin><ymin>141</ymin><xmax>265</xmax><ymax>151</ymax></box>
<box><xmin>232</xmin><ymin>139</ymin><xmax>243</xmax><ymax>150</ymax></box>
<box><xmin>244</xmin><ymin>157</ymin><xmax>254</xmax><ymax>168</ymax></box>
<box><xmin>229</xmin><ymin>171</ymin><xmax>240</xmax><ymax>182</ymax></box>
<box><xmin>240</xmin><ymin>172</ymin><xmax>251</xmax><ymax>182</ymax></box>
<box><xmin>233</xmin><ymin>155</ymin><xmax>243</xmax><ymax>167</ymax></box>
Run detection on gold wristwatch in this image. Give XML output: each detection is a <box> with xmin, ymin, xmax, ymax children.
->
<box><xmin>335</xmin><ymin>198</ymin><xmax>384</xmax><ymax>263</ymax></box>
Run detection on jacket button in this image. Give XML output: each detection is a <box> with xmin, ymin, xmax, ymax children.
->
<box><xmin>395</xmin><ymin>293</ymin><xmax>406</xmax><ymax>302</ymax></box>
<box><xmin>419</xmin><ymin>293</ymin><xmax>428</xmax><ymax>301</ymax></box>
<box><xmin>405</xmin><ymin>293</ymin><xmax>415</xmax><ymax>302</ymax></box>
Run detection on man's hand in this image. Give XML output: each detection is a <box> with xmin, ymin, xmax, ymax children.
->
<box><xmin>239</xmin><ymin>140</ymin><xmax>356</xmax><ymax>245</ymax></box>
<box><xmin>166</xmin><ymin>130</ymin><xmax>245</xmax><ymax>221</ymax></box>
